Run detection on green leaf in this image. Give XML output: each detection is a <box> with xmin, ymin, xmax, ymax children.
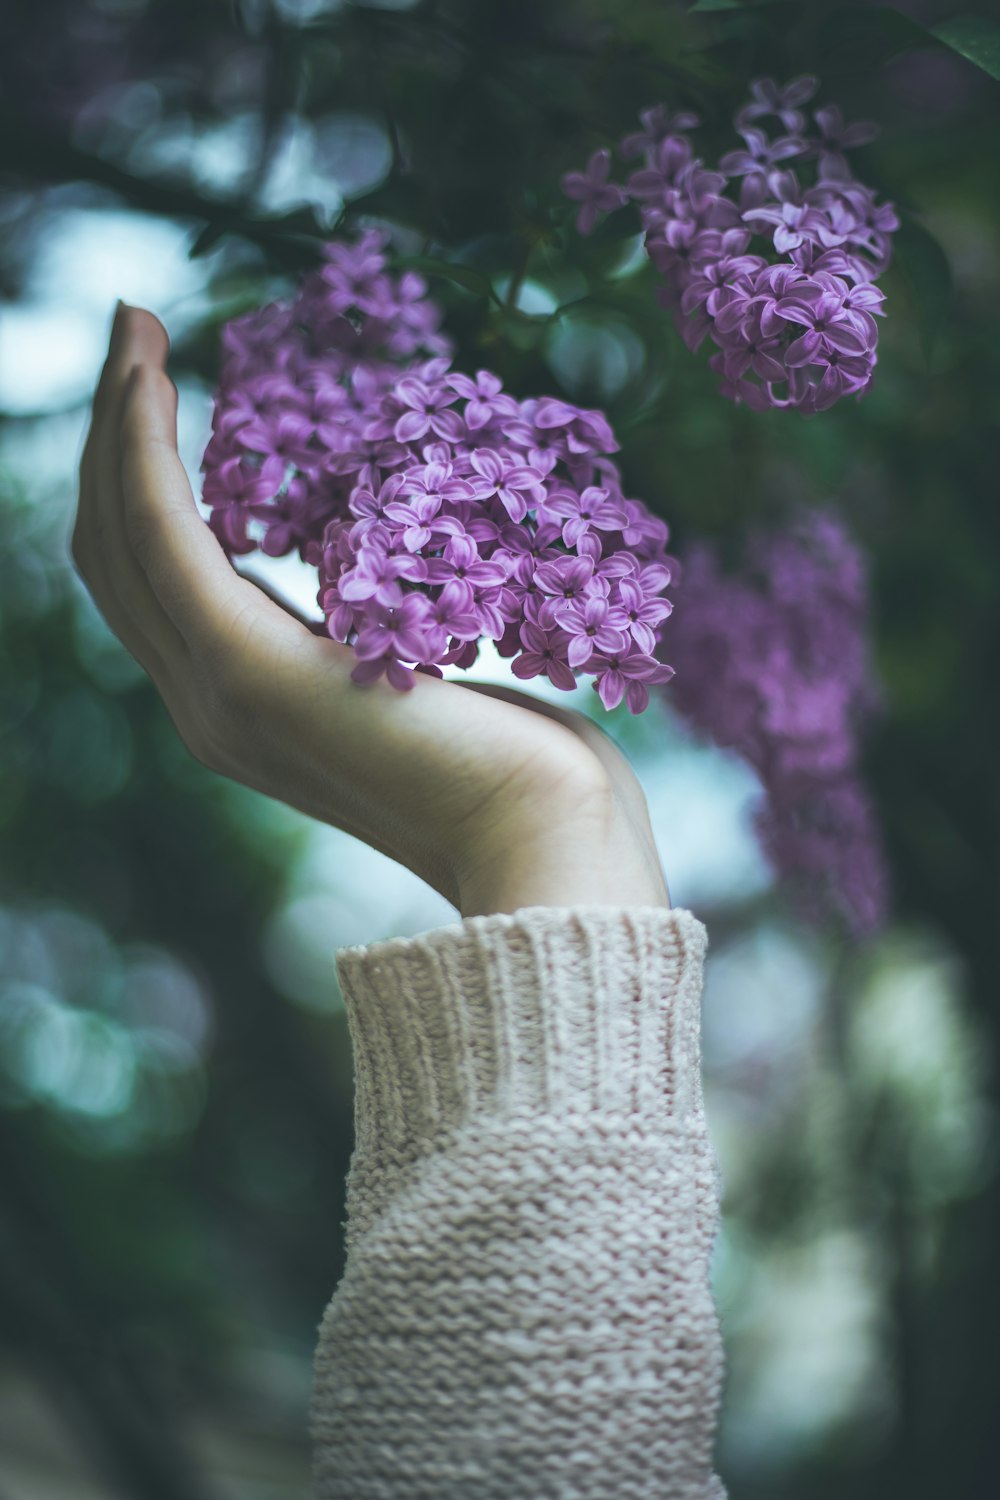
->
<box><xmin>189</xmin><ymin>222</ymin><xmax>226</xmax><ymax>260</ymax></box>
<box><xmin>189</xmin><ymin>204</ymin><xmax>336</xmax><ymax>264</ymax></box>
<box><xmin>892</xmin><ymin>215</ymin><xmax>953</xmax><ymax>363</ymax></box>
<box><xmin>397</xmin><ymin>256</ymin><xmax>504</xmax><ymax>307</ymax></box>
<box><xmin>257</xmin><ymin>205</ymin><xmax>332</xmax><ymax>239</ymax></box>
<box><xmin>816</xmin><ymin>7</ymin><xmax>930</xmax><ymax>80</ymax></box>
<box><xmin>688</xmin><ymin>0</ymin><xmax>790</xmax><ymax>9</ymax></box>
<box><xmin>930</xmin><ymin>16</ymin><xmax>1000</xmax><ymax>82</ymax></box>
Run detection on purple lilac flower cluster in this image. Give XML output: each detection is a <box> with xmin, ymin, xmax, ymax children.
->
<box><xmin>562</xmin><ymin>79</ymin><xmax>899</xmax><ymax>413</ymax></box>
<box><xmin>663</xmin><ymin>509</ymin><xmax>889</xmax><ymax>936</ymax></box>
<box><xmin>201</xmin><ymin>230</ymin><xmax>676</xmax><ymax>711</ymax></box>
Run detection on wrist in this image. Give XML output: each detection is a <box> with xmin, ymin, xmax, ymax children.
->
<box><xmin>455</xmin><ymin>783</ymin><xmax>671</xmax><ymax>920</ymax></box>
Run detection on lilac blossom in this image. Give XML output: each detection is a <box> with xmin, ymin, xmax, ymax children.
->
<box><xmin>202</xmin><ymin>454</ymin><xmax>284</xmax><ymax>510</ymax></box>
<box><xmin>201</xmin><ymin>229</ymin><xmax>676</xmax><ymax>711</ymax></box>
<box><xmin>621</xmin><ymin>105</ymin><xmax>700</xmax><ymax>160</ymax></box>
<box><xmin>736</xmin><ymin>76</ymin><xmax>819</xmax><ymax>134</ymax></box>
<box><xmin>531</xmin><ymin>398</ymin><xmax>619</xmax><ymax>455</ymax></box>
<box><xmin>561</xmin><ymin>149</ymin><xmax>628</xmax><ymax>235</ymax></box>
<box><xmin>561</xmin><ymin>76</ymin><xmax>898</xmax><ymax>413</ymax></box>
<box><xmin>337</xmin><ymin>532</ymin><xmax>429</xmax><ymax>608</ymax></box>
<box><xmin>755</xmin><ymin>773</ymin><xmax>889</xmax><ymax>938</ymax></box>
<box><xmin>719</xmin><ymin>126</ymin><xmax>805</xmax><ymax>181</ymax></box>
<box><xmin>390</xmin><ymin>374</ymin><xmax>463</xmax><ymax>443</ymax></box>
<box><xmin>741</xmin><ymin>194</ymin><xmax>848</xmax><ymax>255</ymax></box>
<box><xmin>543</xmin><ymin>486</ymin><xmax>629</xmax><ymax>552</ymax></box>
<box><xmin>467</xmin><ymin>449</ymin><xmax>547</xmax><ymax>524</ymax></box>
<box><xmin>813</xmin><ymin>104</ymin><xmax>878</xmax><ymax>177</ymax></box>
<box><xmin>548</xmin><ymin>595</ymin><xmax>632</xmax><ymax>670</ymax></box>
<box><xmin>510</xmin><ymin>621</ymin><xmax>578</xmax><ymax>692</ymax></box>
<box><xmin>351</xmin><ymin>596</ymin><xmax>445</xmax><ymax>690</ymax></box>
<box><xmin>663</xmin><ymin>509</ymin><xmax>888</xmax><ymax>936</ymax></box>
<box><xmin>589</xmin><ymin>649</ymin><xmax>675</xmax><ymax>715</ymax></box>
<box><xmin>446</xmin><ymin>370</ymin><xmax>520</xmax><ymax>429</ymax></box>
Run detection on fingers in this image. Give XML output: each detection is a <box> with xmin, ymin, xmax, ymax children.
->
<box><xmin>115</xmin><ymin>317</ymin><xmax>322</xmax><ymax>685</ymax></box>
<box><xmin>75</xmin><ymin>306</ymin><xmax>183</xmax><ymax>682</ymax></box>
<box><xmin>117</xmin><ymin>356</ymin><xmax>251</xmax><ymax>646</ymax></box>
<box><xmin>74</xmin><ymin>303</ymin><xmax>297</xmax><ymax>666</ymax></box>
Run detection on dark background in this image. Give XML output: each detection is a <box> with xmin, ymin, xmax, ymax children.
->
<box><xmin>1</xmin><ymin>1</ymin><xmax>998</xmax><ymax>1496</ymax></box>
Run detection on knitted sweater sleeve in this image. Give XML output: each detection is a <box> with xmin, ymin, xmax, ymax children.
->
<box><xmin>309</xmin><ymin>904</ymin><xmax>727</xmax><ymax>1500</ymax></box>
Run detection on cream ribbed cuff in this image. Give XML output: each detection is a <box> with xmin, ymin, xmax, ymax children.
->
<box><xmin>335</xmin><ymin>905</ymin><xmax>721</xmax><ymax>1258</ymax></box>
<box><xmin>338</xmin><ymin>904</ymin><xmax>707</xmax><ymax>1129</ymax></box>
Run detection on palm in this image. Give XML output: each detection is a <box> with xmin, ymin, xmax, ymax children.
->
<box><xmin>209</xmin><ymin>573</ymin><xmax>659</xmax><ymax>884</ymax></box>
<box><xmin>243</xmin><ymin>566</ymin><xmax>646</xmax><ymax>808</ymax></box>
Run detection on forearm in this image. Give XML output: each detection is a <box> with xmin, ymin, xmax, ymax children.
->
<box><xmin>310</xmin><ymin>904</ymin><xmax>727</xmax><ymax>1499</ymax></box>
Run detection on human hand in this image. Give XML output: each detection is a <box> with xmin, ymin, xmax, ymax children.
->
<box><xmin>72</xmin><ymin>303</ymin><xmax>671</xmax><ymax>917</ymax></box>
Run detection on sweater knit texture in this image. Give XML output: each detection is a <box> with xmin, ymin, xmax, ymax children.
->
<box><xmin>310</xmin><ymin>904</ymin><xmax>727</xmax><ymax>1500</ymax></box>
